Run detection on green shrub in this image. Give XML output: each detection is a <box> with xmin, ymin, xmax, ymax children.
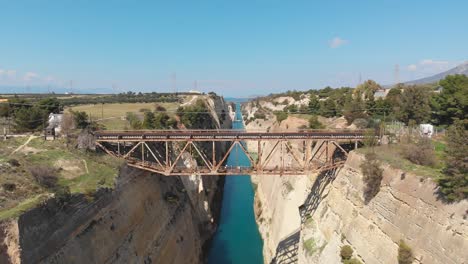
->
<box><xmin>308</xmin><ymin>115</ymin><xmax>324</xmax><ymax>129</ymax></box>
<box><xmin>401</xmin><ymin>137</ymin><xmax>436</xmax><ymax>167</ymax></box>
<box><xmin>340</xmin><ymin>245</ymin><xmax>353</xmax><ymax>261</ymax></box>
<box><xmin>274</xmin><ymin>111</ymin><xmax>288</xmax><ymax>123</ymax></box>
<box><xmin>398</xmin><ymin>240</ymin><xmax>413</xmax><ymax>264</ymax></box>
<box><xmin>344</xmin><ymin>258</ymin><xmax>362</xmax><ymax>264</ymax></box>
<box><xmin>303</xmin><ymin>238</ymin><xmax>316</xmax><ymax>256</ymax></box>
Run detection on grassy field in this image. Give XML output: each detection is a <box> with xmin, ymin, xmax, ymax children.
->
<box><xmin>358</xmin><ymin>141</ymin><xmax>445</xmax><ymax>179</ymax></box>
<box><xmin>66</xmin><ymin>102</ymin><xmax>179</xmax><ymax>130</ymax></box>
<box><xmin>0</xmin><ymin>137</ymin><xmax>122</xmax><ymax>220</ymax></box>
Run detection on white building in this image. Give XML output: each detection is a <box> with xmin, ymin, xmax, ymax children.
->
<box><xmin>419</xmin><ymin>124</ymin><xmax>434</xmax><ymax>138</ymax></box>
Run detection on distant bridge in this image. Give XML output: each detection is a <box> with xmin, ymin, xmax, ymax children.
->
<box><xmin>95</xmin><ymin>129</ymin><xmax>367</xmax><ymax>176</ymax></box>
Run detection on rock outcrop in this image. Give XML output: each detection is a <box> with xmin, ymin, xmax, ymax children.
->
<box><xmin>253</xmin><ymin>152</ymin><xmax>468</xmax><ymax>264</ymax></box>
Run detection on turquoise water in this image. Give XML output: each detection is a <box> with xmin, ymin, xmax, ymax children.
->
<box><xmin>207</xmin><ymin>103</ymin><xmax>264</xmax><ymax>264</ymax></box>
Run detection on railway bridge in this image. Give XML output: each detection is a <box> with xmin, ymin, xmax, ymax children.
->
<box><xmin>95</xmin><ymin>129</ymin><xmax>368</xmax><ymax>176</ymax></box>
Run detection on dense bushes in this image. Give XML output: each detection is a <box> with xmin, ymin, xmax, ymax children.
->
<box><xmin>360</xmin><ymin>152</ymin><xmax>384</xmax><ymax>204</ymax></box>
<box><xmin>177</xmin><ymin>99</ymin><xmax>214</xmax><ymax>129</ymax></box>
<box><xmin>60</xmin><ymin>92</ymin><xmax>180</xmax><ymax>106</ymax></box>
<box><xmin>30</xmin><ymin>165</ymin><xmax>59</xmax><ymax>188</ymax></box>
<box><xmin>401</xmin><ymin>137</ymin><xmax>436</xmax><ymax>167</ymax></box>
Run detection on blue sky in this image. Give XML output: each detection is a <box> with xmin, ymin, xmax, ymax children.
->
<box><xmin>0</xmin><ymin>0</ymin><xmax>467</xmax><ymax>96</ymax></box>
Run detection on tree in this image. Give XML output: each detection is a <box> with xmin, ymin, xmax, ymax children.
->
<box><xmin>308</xmin><ymin>95</ymin><xmax>321</xmax><ymax>114</ymax></box>
<box><xmin>287</xmin><ymin>104</ymin><xmax>298</xmax><ymax>113</ymax></box>
<box><xmin>154</xmin><ymin>113</ymin><xmax>172</xmax><ymax>129</ymax></box>
<box><xmin>177</xmin><ymin>99</ymin><xmax>214</xmax><ymax>129</ymax></box>
<box><xmin>274</xmin><ymin>111</ymin><xmax>288</xmax><ymax>123</ymax></box>
<box><xmin>126</xmin><ymin>112</ymin><xmax>142</xmax><ymax>129</ymax></box>
<box><xmin>360</xmin><ymin>152</ymin><xmax>384</xmax><ymax>204</ymax></box>
<box><xmin>432</xmin><ymin>74</ymin><xmax>468</xmax><ymax>125</ymax></box>
<box><xmin>0</xmin><ymin>103</ymin><xmax>10</xmax><ymax>117</ymax></box>
<box><xmin>320</xmin><ymin>98</ymin><xmax>336</xmax><ymax>117</ymax></box>
<box><xmin>308</xmin><ymin>115</ymin><xmax>324</xmax><ymax>129</ymax></box>
<box><xmin>61</xmin><ymin>113</ymin><xmax>74</xmax><ymax>146</ymax></box>
<box><xmin>437</xmin><ymin>119</ymin><xmax>468</xmax><ymax>202</ymax></box>
<box><xmin>398</xmin><ymin>240</ymin><xmax>414</xmax><ymax>264</ymax></box>
<box><xmin>72</xmin><ymin>111</ymin><xmax>89</xmax><ymax>129</ymax></box>
<box><xmin>354</xmin><ymin>80</ymin><xmax>381</xmax><ymax>101</ymax></box>
<box><xmin>397</xmin><ymin>85</ymin><xmax>431</xmax><ymax>124</ymax></box>
<box><xmin>14</xmin><ymin>106</ymin><xmax>46</xmax><ymax>132</ymax></box>
<box><xmin>142</xmin><ymin>111</ymin><xmax>156</xmax><ymax>129</ymax></box>
<box><xmin>37</xmin><ymin>97</ymin><xmax>62</xmax><ymax>114</ymax></box>
<box><xmin>343</xmin><ymin>97</ymin><xmax>367</xmax><ymax>125</ymax></box>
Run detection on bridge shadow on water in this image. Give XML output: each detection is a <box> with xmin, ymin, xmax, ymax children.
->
<box><xmin>271</xmin><ymin>168</ymin><xmax>340</xmax><ymax>264</ymax></box>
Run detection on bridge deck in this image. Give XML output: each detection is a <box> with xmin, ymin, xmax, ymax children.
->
<box><xmin>95</xmin><ymin>129</ymin><xmax>366</xmax><ymax>141</ymax></box>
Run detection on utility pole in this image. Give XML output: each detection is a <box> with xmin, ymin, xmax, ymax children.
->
<box><xmin>171</xmin><ymin>73</ymin><xmax>177</xmax><ymax>94</ymax></box>
<box><xmin>394</xmin><ymin>64</ymin><xmax>400</xmax><ymax>85</ymax></box>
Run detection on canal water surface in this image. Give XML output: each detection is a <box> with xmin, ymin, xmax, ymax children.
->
<box><xmin>207</xmin><ymin>103</ymin><xmax>263</xmax><ymax>264</ymax></box>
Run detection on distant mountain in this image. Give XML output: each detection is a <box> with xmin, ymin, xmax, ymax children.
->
<box><xmin>405</xmin><ymin>61</ymin><xmax>468</xmax><ymax>85</ymax></box>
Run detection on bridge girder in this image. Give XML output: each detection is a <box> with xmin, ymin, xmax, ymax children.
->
<box><xmin>96</xmin><ymin>134</ymin><xmax>360</xmax><ymax>176</ymax></box>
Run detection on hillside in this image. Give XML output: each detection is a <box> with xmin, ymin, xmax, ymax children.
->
<box><xmin>405</xmin><ymin>61</ymin><xmax>468</xmax><ymax>85</ymax></box>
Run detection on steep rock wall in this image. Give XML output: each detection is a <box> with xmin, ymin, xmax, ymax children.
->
<box><xmin>0</xmin><ymin>95</ymin><xmax>233</xmax><ymax>264</ymax></box>
<box><xmin>253</xmin><ymin>152</ymin><xmax>468</xmax><ymax>264</ymax></box>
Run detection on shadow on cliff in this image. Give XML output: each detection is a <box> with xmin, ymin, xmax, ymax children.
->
<box><xmin>270</xmin><ymin>229</ymin><xmax>300</xmax><ymax>264</ymax></box>
<box><xmin>270</xmin><ymin>168</ymin><xmax>340</xmax><ymax>264</ymax></box>
<box><xmin>299</xmin><ymin>167</ymin><xmax>340</xmax><ymax>224</ymax></box>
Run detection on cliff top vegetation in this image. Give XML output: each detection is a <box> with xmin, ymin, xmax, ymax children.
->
<box><xmin>0</xmin><ymin>137</ymin><xmax>122</xmax><ymax>220</ymax></box>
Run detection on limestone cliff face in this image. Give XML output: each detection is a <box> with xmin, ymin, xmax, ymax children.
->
<box><xmin>252</xmin><ymin>152</ymin><xmax>468</xmax><ymax>264</ymax></box>
<box><xmin>0</xmin><ymin>165</ymin><xmax>225</xmax><ymax>264</ymax></box>
<box><xmin>0</xmin><ymin>95</ymin><xmax>233</xmax><ymax>264</ymax></box>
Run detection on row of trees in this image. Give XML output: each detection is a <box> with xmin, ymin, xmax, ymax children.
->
<box><xmin>276</xmin><ymin>74</ymin><xmax>467</xmax><ymax>128</ymax></box>
<box><xmin>59</xmin><ymin>92</ymin><xmax>180</xmax><ymax>106</ymax></box>
<box><xmin>0</xmin><ymin>97</ymin><xmax>62</xmax><ymax>132</ymax></box>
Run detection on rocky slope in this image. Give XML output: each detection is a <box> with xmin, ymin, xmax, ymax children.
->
<box><xmin>253</xmin><ymin>151</ymin><xmax>468</xmax><ymax>264</ymax></box>
<box><xmin>0</xmin><ymin>95</ymin><xmax>232</xmax><ymax>264</ymax></box>
<box><xmin>242</xmin><ymin>105</ymin><xmax>468</xmax><ymax>264</ymax></box>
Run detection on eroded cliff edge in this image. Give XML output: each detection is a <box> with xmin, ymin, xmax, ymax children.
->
<box><xmin>253</xmin><ymin>151</ymin><xmax>468</xmax><ymax>264</ymax></box>
<box><xmin>0</xmin><ymin>94</ymin><xmax>232</xmax><ymax>264</ymax></box>
<box><xmin>241</xmin><ymin>102</ymin><xmax>467</xmax><ymax>264</ymax></box>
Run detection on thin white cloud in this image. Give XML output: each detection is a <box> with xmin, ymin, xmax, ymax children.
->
<box><xmin>7</xmin><ymin>70</ymin><xmax>16</xmax><ymax>78</ymax></box>
<box><xmin>407</xmin><ymin>64</ymin><xmax>417</xmax><ymax>71</ymax></box>
<box><xmin>329</xmin><ymin>37</ymin><xmax>348</xmax><ymax>48</ymax></box>
<box><xmin>23</xmin><ymin>72</ymin><xmax>40</xmax><ymax>81</ymax></box>
<box><xmin>420</xmin><ymin>59</ymin><xmax>449</xmax><ymax>66</ymax></box>
<box><xmin>0</xmin><ymin>69</ymin><xmax>16</xmax><ymax>78</ymax></box>
<box><xmin>406</xmin><ymin>59</ymin><xmax>458</xmax><ymax>73</ymax></box>
<box><xmin>43</xmin><ymin>75</ymin><xmax>55</xmax><ymax>82</ymax></box>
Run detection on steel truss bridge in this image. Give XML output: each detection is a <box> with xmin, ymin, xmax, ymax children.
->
<box><xmin>95</xmin><ymin>129</ymin><xmax>367</xmax><ymax>176</ymax></box>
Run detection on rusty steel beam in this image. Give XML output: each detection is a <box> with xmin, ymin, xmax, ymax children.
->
<box><xmin>95</xmin><ymin>131</ymin><xmax>359</xmax><ymax>176</ymax></box>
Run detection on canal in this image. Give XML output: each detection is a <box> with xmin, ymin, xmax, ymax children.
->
<box><xmin>207</xmin><ymin>103</ymin><xmax>264</xmax><ymax>264</ymax></box>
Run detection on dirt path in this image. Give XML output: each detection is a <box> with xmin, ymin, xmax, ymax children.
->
<box><xmin>10</xmin><ymin>135</ymin><xmax>38</xmax><ymax>155</ymax></box>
